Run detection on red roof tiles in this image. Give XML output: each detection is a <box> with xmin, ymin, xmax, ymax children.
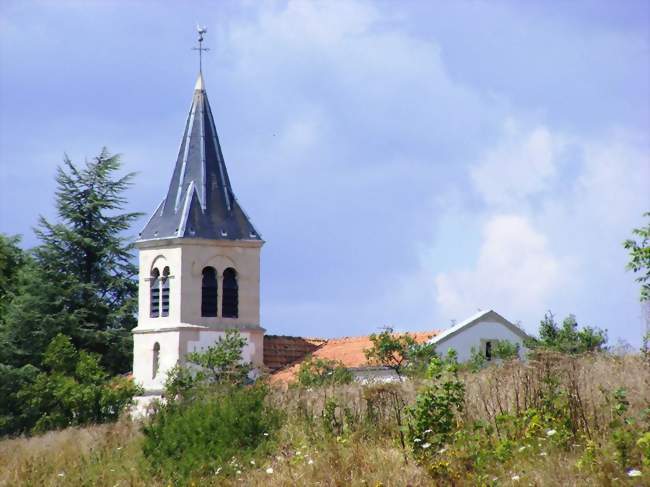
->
<box><xmin>266</xmin><ymin>330</ymin><xmax>439</xmax><ymax>384</ymax></box>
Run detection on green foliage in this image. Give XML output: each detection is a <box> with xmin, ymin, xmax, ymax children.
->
<box><xmin>403</xmin><ymin>341</ymin><xmax>438</xmax><ymax>378</ymax></box>
<box><xmin>527</xmin><ymin>312</ymin><xmax>607</xmax><ymax>354</ymax></box>
<box><xmin>0</xmin><ymin>149</ymin><xmax>142</xmax><ymax>375</ymax></box>
<box><xmin>14</xmin><ymin>334</ymin><xmax>141</xmax><ymax>434</ymax></box>
<box><xmin>365</xmin><ymin>327</ymin><xmax>436</xmax><ymax>378</ymax></box>
<box><xmin>296</xmin><ymin>356</ymin><xmax>352</xmax><ymax>387</ymax></box>
<box><xmin>468</xmin><ymin>346</ymin><xmax>487</xmax><ymax>372</ymax></box>
<box><xmin>0</xmin><ymin>234</ymin><xmax>28</xmax><ymax>323</ymax></box>
<box><xmin>407</xmin><ymin>350</ymin><xmax>465</xmax><ymax>460</ymax></box>
<box><xmin>185</xmin><ymin>329</ymin><xmax>252</xmax><ymax>386</ymax></box>
<box><xmin>164</xmin><ymin>330</ymin><xmax>253</xmax><ymax>402</ymax></box>
<box><xmin>0</xmin><ymin>363</ymin><xmax>39</xmax><ymax>436</ymax></box>
<box><xmin>492</xmin><ymin>340</ymin><xmax>520</xmax><ymax>360</ymax></box>
<box><xmin>624</xmin><ymin>212</ymin><xmax>650</xmax><ymax>301</ymax></box>
<box><xmin>142</xmin><ymin>384</ymin><xmax>281</xmax><ymax>483</ymax></box>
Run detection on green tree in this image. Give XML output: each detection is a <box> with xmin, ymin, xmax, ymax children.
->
<box><xmin>296</xmin><ymin>356</ymin><xmax>353</xmax><ymax>387</ymax></box>
<box><xmin>0</xmin><ymin>234</ymin><xmax>28</xmax><ymax>322</ymax></box>
<box><xmin>527</xmin><ymin>312</ymin><xmax>607</xmax><ymax>354</ymax></box>
<box><xmin>15</xmin><ymin>334</ymin><xmax>140</xmax><ymax>434</ymax></box>
<box><xmin>0</xmin><ymin>149</ymin><xmax>141</xmax><ymax>374</ymax></box>
<box><xmin>624</xmin><ymin>212</ymin><xmax>650</xmax><ymax>301</ymax></box>
<box><xmin>165</xmin><ymin>329</ymin><xmax>253</xmax><ymax>399</ymax></box>
<box><xmin>365</xmin><ymin>327</ymin><xmax>437</xmax><ymax>379</ymax></box>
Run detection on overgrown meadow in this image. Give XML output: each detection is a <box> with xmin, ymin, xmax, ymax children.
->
<box><xmin>1</xmin><ymin>350</ymin><xmax>648</xmax><ymax>486</ymax></box>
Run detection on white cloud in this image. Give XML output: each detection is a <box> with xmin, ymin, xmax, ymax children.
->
<box><xmin>470</xmin><ymin>120</ymin><xmax>564</xmax><ymax>208</ymax></box>
<box><xmin>435</xmin><ymin>214</ymin><xmax>564</xmax><ymax>325</ymax></box>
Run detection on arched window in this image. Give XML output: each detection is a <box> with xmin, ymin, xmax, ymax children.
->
<box><xmin>161</xmin><ymin>267</ymin><xmax>170</xmax><ymax>317</ymax></box>
<box><xmin>150</xmin><ymin>268</ymin><xmax>160</xmax><ymax>318</ymax></box>
<box><xmin>222</xmin><ymin>267</ymin><xmax>238</xmax><ymax>318</ymax></box>
<box><xmin>201</xmin><ymin>267</ymin><xmax>218</xmax><ymax>317</ymax></box>
<box><xmin>152</xmin><ymin>342</ymin><xmax>160</xmax><ymax>378</ymax></box>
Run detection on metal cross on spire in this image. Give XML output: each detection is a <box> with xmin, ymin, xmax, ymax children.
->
<box><xmin>192</xmin><ymin>25</ymin><xmax>210</xmax><ymax>74</ymax></box>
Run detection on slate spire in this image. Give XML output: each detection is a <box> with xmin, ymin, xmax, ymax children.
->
<box><xmin>139</xmin><ymin>74</ymin><xmax>261</xmax><ymax>242</ymax></box>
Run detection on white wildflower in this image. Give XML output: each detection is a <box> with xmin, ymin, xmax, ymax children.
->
<box><xmin>424</xmin><ymin>429</ymin><xmax>432</xmax><ymax>434</ymax></box>
<box><xmin>266</xmin><ymin>467</ymin><xmax>274</xmax><ymax>474</ymax></box>
<box><xmin>308</xmin><ymin>459</ymin><xmax>314</xmax><ymax>465</ymax></box>
<box><xmin>250</xmin><ymin>460</ymin><xmax>255</xmax><ymax>465</ymax></box>
<box><xmin>263</xmin><ymin>432</ymin><xmax>269</xmax><ymax>437</ymax></box>
<box><xmin>540</xmin><ymin>452</ymin><xmax>547</xmax><ymax>457</ymax></box>
<box><xmin>236</xmin><ymin>470</ymin><xmax>242</xmax><ymax>475</ymax></box>
<box><xmin>546</xmin><ymin>429</ymin><xmax>557</xmax><ymax>437</ymax></box>
<box><xmin>628</xmin><ymin>469</ymin><xmax>642</xmax><ymax>477</ymax></box>
<box><xmin>511</xmin><ymin>474</ymin><xmax>520</xmax><ymax>481</ymax></box>
<box><xmin>413</xmin><ymin>438</ymin><xmax>422</xmax><ymax>443</ymax></box>
<box><xmin>421</xmin><ymin>443</ymin><xmax>431</xmax><ymax>449</ymax></box>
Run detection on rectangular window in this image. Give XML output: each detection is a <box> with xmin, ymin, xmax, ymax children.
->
<box><xmin>150</xmin><ymin>285</ymin><xmax>160</xmax><ymax>318</ymax></box>
<box><xmin>161</xmin><ymin>277</ymin><xmax>170</xmax><ymax>317</ymax></box>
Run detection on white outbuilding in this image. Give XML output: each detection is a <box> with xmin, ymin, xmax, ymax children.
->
<box><xmin>429</xmin><ymin>309</ymin><xmax>530</xmax><ymax>362</ymax></box>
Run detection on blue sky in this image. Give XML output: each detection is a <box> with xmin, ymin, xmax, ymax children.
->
<box><xmin>1</xmin><ymin>0</ymin><xmax>648</xmax><ymax>345</ymax></box>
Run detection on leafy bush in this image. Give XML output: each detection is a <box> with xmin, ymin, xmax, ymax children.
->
<box><xmin>296</xmin><ymin>356</ymin><xmax>352</xmax><ymax>387</ymax></box>
<box><xmin>185</xmin><ymin>329</ymin><xmax>252</xmax><ymax>385</ymax></box>
<box><xmin>15</xmin><ymin>334</ymin><xmax>141</xmax><ymax>434</ymax></box>
<box><xmin>364</xmin><ymin>327</ymin><xmax>437</xmax><ymax>378</ymax></box>
<box><xmin>407</xmin><ymin>350</ymin><xmax>465</xmax><ymax>461</ymax></box>
<box><xmin>142</xmin><ymin>384</ymin><xmax>281</xmax><ymax>482</ymax></box>
<box><xmin>527</xmin><ymin>312</ymin><xmax>607</xmax><ymax>354</ymax></box>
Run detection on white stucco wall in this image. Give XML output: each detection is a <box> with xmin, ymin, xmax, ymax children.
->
<box><xmin>433</xmin><ymin>320</ymin><xmax>527</xmax><ymax>363</ymax></box>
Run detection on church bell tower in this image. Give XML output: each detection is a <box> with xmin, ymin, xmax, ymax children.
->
<box><xmin>132</xmin><ymin>30</ymin><xmax>264</xmax><ymax>395</ymax></box>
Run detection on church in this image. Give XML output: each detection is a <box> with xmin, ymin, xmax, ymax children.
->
<box><xmin>131</xmin><ymin>43</ymin><xmax>530</xmax><ymax>397</ymax></box>
<box><xmin>131</xmin><ymin>70</ymin><xmax>265</xmax><ymax>396</ymax></box>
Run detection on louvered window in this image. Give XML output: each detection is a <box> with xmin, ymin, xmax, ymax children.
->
<box><xmin>201</xmin><ymin>267</ymin><xmax>218</xmax><ymax>317</ymax></box>
<box><xmin>222</xmin><ymin>267</ymin><xmax>238</xmax><ymax>318</ymax></box>
<box><xmin>150</xmin><ymin>269</ymin><xmax>160</xmax><ymax>318</ymax></box>
<box><xmin>161</xmin><ymin>267</ymin><xmax>170</xmax><ymax>317</ymax></box>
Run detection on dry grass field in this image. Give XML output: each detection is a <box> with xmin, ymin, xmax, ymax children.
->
<box><xmin>1</xmin><ymin>352</ymin><xmax>648</xmax><ymax>486</ymax></box>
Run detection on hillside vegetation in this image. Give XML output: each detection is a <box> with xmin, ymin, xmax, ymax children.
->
<box><xmin>1</xmin><ymin>351</ymin><xmax>648</xmax><ymax>486</ymax></box>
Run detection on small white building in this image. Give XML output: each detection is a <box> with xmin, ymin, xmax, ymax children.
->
<box><xmin>429</xmin><ymin>309</ymin><xmax>530</xmax><ymax>362</ymax></box>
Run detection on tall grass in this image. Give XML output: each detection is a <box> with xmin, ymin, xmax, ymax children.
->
<box><xmin>1</xmin><ymin>352</ymin><xmax>648</xmax><ymax>486</ymax></box>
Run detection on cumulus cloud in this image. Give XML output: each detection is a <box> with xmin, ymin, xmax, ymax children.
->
<box><xmin>435</xmin><ymin>214</ymin><xmax>564</xmax><ymax>322</ymax></box>
<box><xmin>470</xmin><ymin>120</ymin><xmax>565</xmax><ymax>208</ymax></box>
<box><xmin>431</xmin><ymin>122</ymin><xmax>648</xmax><ymax>334</ymax></box>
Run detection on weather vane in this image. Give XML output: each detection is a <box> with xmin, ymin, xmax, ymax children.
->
<box><xmin>193</xmin><ymin>25</ymin><xmax>209</xmax><ymax>74</ymax></box>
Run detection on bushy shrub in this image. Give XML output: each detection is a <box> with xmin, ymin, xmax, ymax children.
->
<box><xmin>407</xmin><ymin>350</ymin><xmax>465</xmax><ymax>460</ymax></box>
<box><xmin>142</xmin><ymin>384</ymin><xmax>281</xmax><ymax>482</ymax></box>
<box><xmin>364</xmin><ymin>327</ymin><xmax>437</xmax><ymax>378</ymax></box>
<box><xmin>15</xmin><ymin>334</ymin><xmax>141</xmax><ymax>434</ymax></box>
<box><xmin>527</xmin><ymin>312</ymin><xmax>607</xmax><ymax>354</ymax></box>
<box><xmin>296</xmin><ymin>356</ymin><xmax>352</xmax><ymax>387</ymax></box>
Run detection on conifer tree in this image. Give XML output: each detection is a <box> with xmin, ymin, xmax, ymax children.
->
<box><xmin>1</xmin><ymin>149</ymin><xmax>142</xmax><ymax>374</ymax></box>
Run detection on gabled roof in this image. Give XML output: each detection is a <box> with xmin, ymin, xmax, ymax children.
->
<box><xmin>139</xmin><ymin>73</ymin><xmax>261</xmax><ymax>242</ymax></box>
<box><xmin>268</xmin><ymin>330</ymin><xmax>439</xmax><ymax>384</ymax></box>
<box><xmin>429</xmin><ymin>309</ymin><xmax>529</xmax><ymax>345</ymax></box>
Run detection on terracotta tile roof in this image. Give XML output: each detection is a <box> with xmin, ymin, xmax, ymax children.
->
<box><xmin>268</xmin><ymin>330</ymin><xmax>439</xmax><ymax>384</ymax></box>
<box><xmin>263</xmin><ymin>335</ymin><xmax>327</xmax><ymax>372</ymax></box>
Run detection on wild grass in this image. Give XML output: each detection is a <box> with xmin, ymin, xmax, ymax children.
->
<box><xmin>1</xmin><ymin>352</ymin><xmax>648</xmax><ymax>486</ymax></box>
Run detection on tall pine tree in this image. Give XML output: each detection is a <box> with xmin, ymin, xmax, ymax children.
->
<box><xmin>1</xmin><ymin>149</ymin><xmax>142</xmax><ymax>374</ymax></box>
